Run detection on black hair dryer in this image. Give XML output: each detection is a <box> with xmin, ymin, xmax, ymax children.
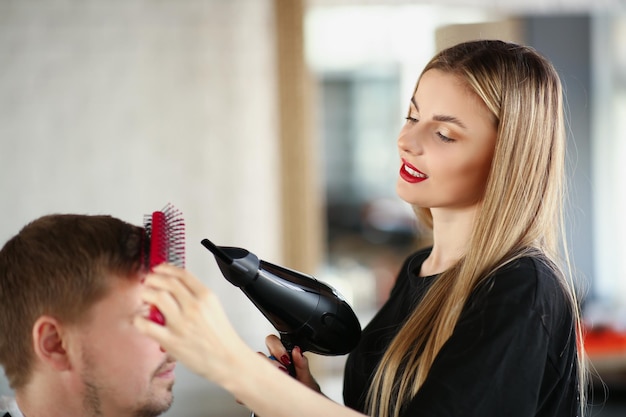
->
<box><xmin>201</xmin><ymin>238</ymin><xmax>361</xmax><ymax>376</ymax></box>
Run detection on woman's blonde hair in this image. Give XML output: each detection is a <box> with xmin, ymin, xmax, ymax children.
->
<box><xmin>366</xmin><ymin>40</ymin><xmax>587</xmax><ymax>417</ymax></box>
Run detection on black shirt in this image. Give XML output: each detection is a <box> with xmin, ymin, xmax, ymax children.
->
<box><xmin>343</xmin><ymin>248</ymin><xmax>579</xmax><ymax>416</ymax></box>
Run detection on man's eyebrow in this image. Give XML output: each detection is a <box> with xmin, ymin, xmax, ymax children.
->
<box><xmin>410</xmin><ymin>97</ymin><xmax>468</xmax><ymax>129</ymax></box>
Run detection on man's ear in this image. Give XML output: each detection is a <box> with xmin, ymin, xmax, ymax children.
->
<box><xmin>32</xmin><ymin>316</ymin><xmax>71</xmax><ymax>371</ymax></box>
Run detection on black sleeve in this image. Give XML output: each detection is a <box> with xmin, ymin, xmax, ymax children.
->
<box><xmin>401</xmin><ymin>261</ymin><xmax>574</xmax><ymax>417</ymax></box>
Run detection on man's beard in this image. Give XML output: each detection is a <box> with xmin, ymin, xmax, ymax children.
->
<box><xmin>81</xmin><ymin>353</ymin><xmax>175</xmax><ymax>417</ymax></box>
<box><xmin>83</xmin><ymin>380</ymin><xmax>173</xmax><ymax>417</ymax></box>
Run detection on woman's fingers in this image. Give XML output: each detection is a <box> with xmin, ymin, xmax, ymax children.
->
<box><xmin>257</xmin><ymin>351</ymin><xmax>290</xmax><ymax>374</ymax></box>
<box><xmin>140</xmin><ymin>264</ymin><xmax>213</xmax><ymax>328</ymax></box>
<box><xmin>291</xmin><ymin>346</ymin><xmax>321</xmax><ymax>392</ymax></box>
<box><xmin>134</xmin><ymin>265</ymin><xmax>304</xmax><ymax>392</ymax></box>
<box><xmin>265</xmin><ymin>334</ymin><xmax>292</xmax><ymax>368</ymax></box>
<box><xmin>153</xmin><ymin>263</ymin><xmax>208</xmax><ymax>298</ymax></box>
<box><xmin>138</xmin><ymin>281</ymin><xmax>188</xmax><ymax>333</ymax></box>
<box><xmin>134</xmin><ymin>265</ymin><xmax>245</xmax><ymax>381</ymax></box>
<box><xmin>133</xmin><ymin>306</ymin><xmax>172</xmax><ymax>342</ymax></box>
<box><xmin>264</xmin><ymin>335</ymin><xmax>320</xmax><ymax>391</ymax></box>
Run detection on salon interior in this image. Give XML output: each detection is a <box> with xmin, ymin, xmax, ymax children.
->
<box><xmin>1</xmin><ymin>0</ymin><xmax>625</xmax><ymax>415</ymax></box>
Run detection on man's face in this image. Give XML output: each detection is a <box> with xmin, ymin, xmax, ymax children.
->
<box><xmin>68</xmin><ymin>273</ymin><xmax>175</xmax><ymax>417</ymax></box>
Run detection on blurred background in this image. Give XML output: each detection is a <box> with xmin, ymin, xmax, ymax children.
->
<box><xmin>1</xmin><ymin>0</ymin><xmax>626</xmax><ymax>415</ymax></box>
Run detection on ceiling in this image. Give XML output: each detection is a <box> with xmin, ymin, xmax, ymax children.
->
<box><xmin>307</xmin><ymin>0</ymin><xmax>626</xmax><ymax>14</ymax></box>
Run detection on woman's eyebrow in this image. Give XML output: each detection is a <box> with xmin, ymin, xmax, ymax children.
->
<box><xmin>433</xmin><ymin>114</ymin><xmax>467</xmax><ymax>129</ymax></box>
<box><xmin>411</xmin><ymin>97</ymin><xmax>468</xmax><ymax>129</ymax></box>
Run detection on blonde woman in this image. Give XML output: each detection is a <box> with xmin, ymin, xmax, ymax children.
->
<box><xmin>135</xmin><ymin>40</ymin><xmax>587</xmax><ymax>417</ymax></box>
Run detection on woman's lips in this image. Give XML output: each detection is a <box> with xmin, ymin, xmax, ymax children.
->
<box><xmin>399</xmin><ymin>160</ymin><xmax>428</xmax><ymax>183</ymax></box>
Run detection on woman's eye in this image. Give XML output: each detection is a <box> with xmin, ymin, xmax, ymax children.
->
<box><xmin>405</xmin><ymin>116</ymin><xmax>418</xmax><ymax>124</ymax></box>
<box><xmin>436</xmin><ymin>132</ymin><xmax>454</xmax><ymax>143</ymax></box>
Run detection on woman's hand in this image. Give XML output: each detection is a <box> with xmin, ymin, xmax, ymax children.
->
<box><xmin>133</xmin><ymin>263</ymin><xmax>249</xmax><ymax>384</ymax></box>
<box><xmin>264</xmin><ymin>335</ymin><xmax>321</xmax><ymax>393</ymax></box>
<box><xmin>133</xmin><ymin>265</ymin><xmax>365</xmax><ymax>417</ymax></box>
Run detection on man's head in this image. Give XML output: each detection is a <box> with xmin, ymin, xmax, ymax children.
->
<box><xmin>0</xmin><ymin>214</ymin><xmax>175</xmax><ymax>416</ymax></box>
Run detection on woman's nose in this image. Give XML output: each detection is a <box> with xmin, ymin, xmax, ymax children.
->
<box><xmin>397</xmin><ymin>126</ymin><xmax>423</xmax><ymax>155</ymax></box>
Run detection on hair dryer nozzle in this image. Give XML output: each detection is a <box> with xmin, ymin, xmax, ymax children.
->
<box><xmin>201</xmin><ymin>238</ymin><xmax>361</xmax><ymax>356</ymax></box>
<box><xmin>200</xmin><ymin>238</ymin><xmax>232</xmax><ymax>264</ymax></box>
<box><xmin>201</xmin><ymin>238</ymin><xmax>261</xmax><ymax>288</ymax></box>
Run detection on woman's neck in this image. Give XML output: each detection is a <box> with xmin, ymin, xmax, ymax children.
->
<box><xmin>420</xmin><ymin>207</ymin><xmax>477</xmax><ymax>277</ymax></box>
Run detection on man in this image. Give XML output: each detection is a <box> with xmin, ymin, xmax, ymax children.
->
<box><xmin>0</xmin><ymin>214</ymin><xmax>176</xmax><ymax>417</ymax></box>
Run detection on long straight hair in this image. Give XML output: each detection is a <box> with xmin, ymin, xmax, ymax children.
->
<box><xmin>366</xmin><ymin>40</ymin><xmax>587</xmax><ymax>417</ymax></box>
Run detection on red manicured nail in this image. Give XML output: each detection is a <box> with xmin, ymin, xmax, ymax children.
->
<box><xmin>148</xmin><ymin>305</ymin><xmax>166</xmax><ymax>325</ymax></box>
<box><xmin>280</xmin><ymin>354</ymin><xmax>291</xmax><ymax>365</ymax></box>
<box><xmin>279</xmin><ymin>366</ymin><xmax>289</xmax><ymax>374</ymax></box>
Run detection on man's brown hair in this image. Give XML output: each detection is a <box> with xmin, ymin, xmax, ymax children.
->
<box><xmin>0</xmin><ymin>214</ymin><xmax>144</xmax><ymax>389</ymax></box>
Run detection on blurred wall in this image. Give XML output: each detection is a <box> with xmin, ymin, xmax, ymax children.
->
<box><xmin>0</xmin><ymin>1</ymin><xmax>283</xmax><ymax>415</ymax></box>
<box><xmin>523</xmin><ymin>15</ymin><xmax>595</xmax><ymax>295</ymax></box>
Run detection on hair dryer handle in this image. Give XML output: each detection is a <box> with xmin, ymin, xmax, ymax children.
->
<box><xmin>279</xmin><ymin>335</ymin><xmax>297</xmax><ymax>377</ymax></box>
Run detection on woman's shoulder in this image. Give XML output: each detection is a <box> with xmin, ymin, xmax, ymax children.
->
<box><xmin>485</xmin><ymin>255</ymin><xmax>565</xmax><ymax>297</ymax></box>
<box><xmin>472</xmin><ymin>254</ymin><xmax>573</xmax><ymax>326</ymax></box>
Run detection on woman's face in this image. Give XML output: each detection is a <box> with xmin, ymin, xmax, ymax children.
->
<box><xmin>396</xmin><ymin>69</ymin><xmax>497</xmax><ymax>213</ymax></box>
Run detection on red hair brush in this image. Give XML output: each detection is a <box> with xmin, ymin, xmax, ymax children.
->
<box><xmin>143</xmin><ymin>203</ymin><xmax>186</xmax><ymax>325</ymax></box>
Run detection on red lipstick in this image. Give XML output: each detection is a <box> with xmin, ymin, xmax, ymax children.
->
<box><xmin>399</xmin><ymin>160</ymin><xmax>428</xmax><ymax>184</ymax></box>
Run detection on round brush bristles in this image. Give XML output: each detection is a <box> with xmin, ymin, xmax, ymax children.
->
<box><xmin>143</xmin><ymin>203</ymin><xmax>186</xmax><ymax>270</ymax></box>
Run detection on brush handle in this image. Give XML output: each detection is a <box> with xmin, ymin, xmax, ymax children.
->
<box><xmin>149</xmin><ymin>211</ymin><xmax>167</xmax><ymax>268</ymax></box>
<box><xmin>143</xmin><ymin>204</ymin><xmax>186</xmax><ymax>326</ymax></box>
